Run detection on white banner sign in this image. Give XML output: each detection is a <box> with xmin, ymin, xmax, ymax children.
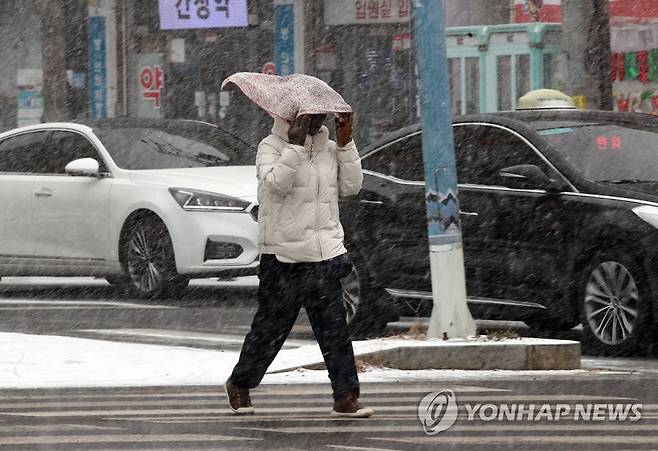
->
<box><xmin>324</xmin><ymin>0</ymin><xmax>411</xmax><ymax>25</ymax></box>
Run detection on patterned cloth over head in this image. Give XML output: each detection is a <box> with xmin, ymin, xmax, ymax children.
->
<box><xmin>221</xmin><ymin>72</ymin><xmax>352</xmax><ymax>121</ymax></box>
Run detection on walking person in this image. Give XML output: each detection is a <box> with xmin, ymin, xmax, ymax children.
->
<box><xmin>221</xmin><ymin>73</ymin><xmax>373</xmax><ymax>418</ymax></box>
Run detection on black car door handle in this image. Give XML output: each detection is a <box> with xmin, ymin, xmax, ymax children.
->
<box><xmin>360</xmin><ymin>200</ymin><xmax>384</xmax><ymax>205</ymax></box>
<box><xmin>460</xmin><ymin>210</ymin><xmax>479</xmax><ymax>217</ymax></box>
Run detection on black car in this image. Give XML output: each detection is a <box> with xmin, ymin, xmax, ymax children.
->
<box><xmin>340</xmin><ymin>109</ymin><xmax>658</xmax><ymax>355</ymax></box>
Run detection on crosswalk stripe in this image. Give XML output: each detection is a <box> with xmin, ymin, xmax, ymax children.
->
<box><xmin>5</xmin><ymin>403</ymin><xmax>655</xmax><ymax>418</ymax></box>
<box><xmin>113</xmin><ymin>414</ymin><xmax>658</xmax><ymax>424</ymax></box>
<box><xmin>0</xmin><ymin>424</ymin><xmax>123</xmax><ymax>432</ymax></box>
<box><xmin>0</xmin><ymin>299</ymin><xmax>172</xmax><ymax>309</ymax></box>
<box><xmin>0</xmin><ymin>384</ymin><xmax>508</xmax><ymax>400</ymax></box>
<box><xmin>0</xmin><ymin>307</ymin><xmax>152</xmax><ymax>310</ymax></box>
<box><xmin>0</xmin><ymin>434</ymin><xmax>261</xmax><ymax>446</ymax></box>
<box><xmin>0</xmin><ymin>395</ymin><xmax>550</xmax><ymax>409</ymax></box>
<box><xmin>325</xmin><ymin>446</ymin><xmax>401</xmax><ymax>451</ymax></box>
<box><xmin>1</xmin><ymin>406</ymin><xmax>420</xmax><ymax>417</ymax></box>
<box><xmin>0</xmin><ymin>395</ymin><xmax>635</xmax><ymax>411</ymax></box>
<box><xmin>373</xmin><ymin>435</ymin><xmax>658</xmax><ymax>446</ymax></box>
<box><xmin>107</xmin><ymin>415</ymin><xmax>427</xmax><ymax>423</ymax></box>
<box><xmin>237</xmin><ymin>424</ymin><xmax>658</xmax><ymax>434</ymax></box>
<box><xmin>0</xmin><ymin>382</ymin><xmax>651</xmax><ymax>449</ymax></box>
<box><xmin>257</xmin><ymin>384</ymin><xmax>511</xmax><ymax>394</ymax></box>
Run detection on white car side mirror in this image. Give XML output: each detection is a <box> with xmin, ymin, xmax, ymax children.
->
<box><xmin>65</xmin><ymin>158</ymin><xmax>100</xmax><ymax>177</ymax></box>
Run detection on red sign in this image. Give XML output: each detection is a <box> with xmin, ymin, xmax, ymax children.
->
<box><xmin>262</xmin><ymin>62</ymin><xmax>277</xmax><ymax>75</ymax></box>
<box><xmin>514</xmin><ymin>0</ymin><xmax>658</xmax><ymax>24</ymax></box>
<box><xmin>140</xmin><ymin>65</ymin><xmax>164</xmax><ymax>109</ymax></box>
<box><xmin>354</xmin><ymin>0</ymin><xmax>408</xmax><ymax>22</ymax></box>
<box><xmin>609</xmin><ymin>0</ymin><xmax>658</xmax><ymax>24</ymax></box>
<box><xmin>514</xmin><ymin>0</ymin><xmax>561</xmax><ymax>23</ymax></box>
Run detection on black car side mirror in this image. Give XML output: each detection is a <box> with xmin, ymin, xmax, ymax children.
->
<box><xmin>499</xmin><ymin>165</ymin><xmax>563</xmax><ymax>193</ymax></box>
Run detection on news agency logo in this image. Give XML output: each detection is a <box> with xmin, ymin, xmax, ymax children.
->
<box><xmin>418</xmin><ymin>390</ymin><xmax>643</xmax><ymax>435</ymax></box>
<box><xmin>417</xmin><ymin>390</ymin><xmax>459</xmax><ymax>435</ymax></box>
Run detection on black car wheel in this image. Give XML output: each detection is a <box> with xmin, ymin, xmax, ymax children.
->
<box><xmin>580</xmin><ymin>251</ymin><xmax>652</xmax><ymax>356</ymax></box>
<box><xmin>123</xmin><ymin>216</ymin><xmax>189</xmax><ymax>299</ymax></box>
<box><xmin>341</xmin><ymin>252</ymin><xmax>395</xmax><ymax>338</ymax></box>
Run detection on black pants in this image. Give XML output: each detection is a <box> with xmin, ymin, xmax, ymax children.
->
<box><xmin>230</xmin><ymin>254</ymin><xmax>360</xmax><ymax>400</ymax></box>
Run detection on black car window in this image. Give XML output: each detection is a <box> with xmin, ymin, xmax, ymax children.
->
<box><xmin>535</xmin><ymin>122</ymin><xmax>658</xmax><ymax>183</ymax></box>
<box><xmin>362</xmin><ymin>133</ymin><xmax>423</xmax><ymax>181</ymax></box>
<box><xmin>45</xmin><ymin>131</ymin><xmax>108</xmax><ymax>174</ymax></box>
<box><xmin>454</xmin><ymin>124</ymin><xmax>558</xmax><ymax>187</ymax></box>
<box><xmin>0</xmin><ymin>131</ymin><xmax>49</xmax><ymax>174</ymax></box>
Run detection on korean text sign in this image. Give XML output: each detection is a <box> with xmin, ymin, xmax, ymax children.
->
<box><xmin>324</xmin><ymin>0</ymin><xmax>411</xmax><ymax>25</ymax></box>
<box><xmin>88</xmin><ymin>16</ymin><xmax>107</xmax><ymax>119</ymax></box>
<box><xmin>274</xmin><ymin>3</ymin><xmax>295</xmax><ymax>76</ymax></box>
<box><xmin>158</xmin><ymin>0</ymin><xmax>248</xmax><ymax>30</ymax></box>
<box><xmin>140</xmin><ymin>65</ymin><xmax>164</xmax><ymax>109</ymax></box>
<box><xmin>137</xmin><ymin>54</ymin><xmax>164</xmax><ymax>118</ymax></box>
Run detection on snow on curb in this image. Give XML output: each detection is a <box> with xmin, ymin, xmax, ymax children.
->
<box><xmin>0</xmin><ymin>332</ymin><xmax>583</xmax><ymax>389</ymax></box>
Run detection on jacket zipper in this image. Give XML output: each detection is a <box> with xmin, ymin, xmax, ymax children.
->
<box><xmin>311</xmin><ymin>141</ymin><xmax>324</xmax><ymax>260</ymax></box>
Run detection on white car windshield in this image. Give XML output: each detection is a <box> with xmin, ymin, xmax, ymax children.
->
<box><xmin>94</xmin><ymin>124</ymin><xmax>255</xmax><ymax>170</ymax></box>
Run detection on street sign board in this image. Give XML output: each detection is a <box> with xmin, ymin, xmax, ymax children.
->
<box><xmin>274</xmin><ymin>3</ymin><xmax>295</xmax><ymax>76</ymax></box>
<box><xmin>158</xmin><ymin>0</ymin><xmax>248</xmax><ymax>30</ymax></box>
<box><xmin>88</xmin><ymin>15</ymin><xmax>107</xmax><ymax>119</ymax></box>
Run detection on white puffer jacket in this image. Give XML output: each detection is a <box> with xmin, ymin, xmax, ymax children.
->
<box><xmin>256</xmin><ymin>117</ymin><xmax>363</xmax><ymax>262</ymax></box>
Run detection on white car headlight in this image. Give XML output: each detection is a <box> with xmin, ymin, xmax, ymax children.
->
<box><xmin>632</xmin><ymin>205</ymin><xmax>658</xmax><ymax>229</ymax></box>
<box><xmin>169</xmin><ymin>188</ymin><xmax>250</xmax><ymax>212</ymax></box>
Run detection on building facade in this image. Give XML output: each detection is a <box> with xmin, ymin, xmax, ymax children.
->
<box><xmin>4</xmin><ymin>1</ymin><xmax>654</xmax><ymax>148</ymax></box>
<box><xmin>0</xmin><ymin>0</ymin><xmax>516</xmax><ymax>145</ymax></box>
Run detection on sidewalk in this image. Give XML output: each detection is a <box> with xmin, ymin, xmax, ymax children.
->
<box><xmin>0</xmin><ymin>332</ymin><xmax>617</xmax><ymax>389</ymax></box>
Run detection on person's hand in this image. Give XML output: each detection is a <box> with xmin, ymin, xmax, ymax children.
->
<box><xmin>288</xmin><ymin>115</ymin><xmax>311</xmax><ymax>146</ymax></box>
<box><xmin>336</xmin><ymin>112</ymin><xmax>353</xmax><ymax>148</ymax></box>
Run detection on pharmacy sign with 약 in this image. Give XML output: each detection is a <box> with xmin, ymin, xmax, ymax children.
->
<box><xmin>137</xmin><ymin>54</ymin><xmax>164</xmax><ymax>118</ymax></box>
<box><xmin>140</xmin><ymin>65</ymin><xmax>164</xmax><ymax>108</ymax></box>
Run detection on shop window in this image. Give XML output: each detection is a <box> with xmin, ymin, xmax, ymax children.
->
<box><xmin>543</xmin><ymin>53</ymin><xmax>561</xmax><ymax>90</ymax></box>
<box><xmin>497</xmin><ymin>55</ymin><xmax>512</xmax><ymax>111</ymax></box>
<box><xmin>516</xmin><ymin>54</ymin><xmax>531</xmax><ymax>102</ymax></box>
<box><xmin>449</xmin><ymin>58</ymin><xmax>462</xmax><ymax>116</ymax></box>
<box><xmin>465</xmin><ymin>57</ymin><xmax>480</xmax><ymax>114</ymax></box>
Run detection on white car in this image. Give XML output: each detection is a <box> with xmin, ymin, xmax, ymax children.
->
<box><xmin>0</xmin><ymin>119</ymin><xmax>259</xmax><ymax>297</ymax></box>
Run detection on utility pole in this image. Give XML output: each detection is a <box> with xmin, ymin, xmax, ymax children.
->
<box><xmin>561</xmin><ymin>0</ymin><xmax>613</xmax><ymax>110</ymax></box>
<box><xmin>413</xmin><ymin>0</ymin><xmax>476</xmax><ymax>340</ymax></box>
<box><xmin>40</xmin><ymin>0</ymin><xmax>71</xmax><ymax>122</ymax></box>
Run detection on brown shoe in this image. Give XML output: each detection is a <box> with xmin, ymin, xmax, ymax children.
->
<box><xmin>331</xmin><ymin>392</ymin><xmax>374</xmax><ymax>418</ymax></box>
<box><xmin>224</xmin><ymin>379</ymin><xmax>255</xmax><ymax>415</ymax></box>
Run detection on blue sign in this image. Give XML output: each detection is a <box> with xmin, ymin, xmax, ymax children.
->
<box><xmin>274</xmin><ymin>4</ymin><xmax>295</xmax><ymax>76</ymax></box>
<box><xmin>88</xmin><ymin>16</ymin><xmax>107</xmax><ymax>119</ymax></box>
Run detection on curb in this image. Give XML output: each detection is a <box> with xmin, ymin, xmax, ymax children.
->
<box><xmin>269</xmin><ymin>339</ymin><xmax>581</xmax><ymax>373</ymax></box>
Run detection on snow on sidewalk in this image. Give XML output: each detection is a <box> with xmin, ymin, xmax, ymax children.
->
<box><xmin>0</xmin><ymin>332</ymin><xmax>598</xmax><ymax>389</ymax></box>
